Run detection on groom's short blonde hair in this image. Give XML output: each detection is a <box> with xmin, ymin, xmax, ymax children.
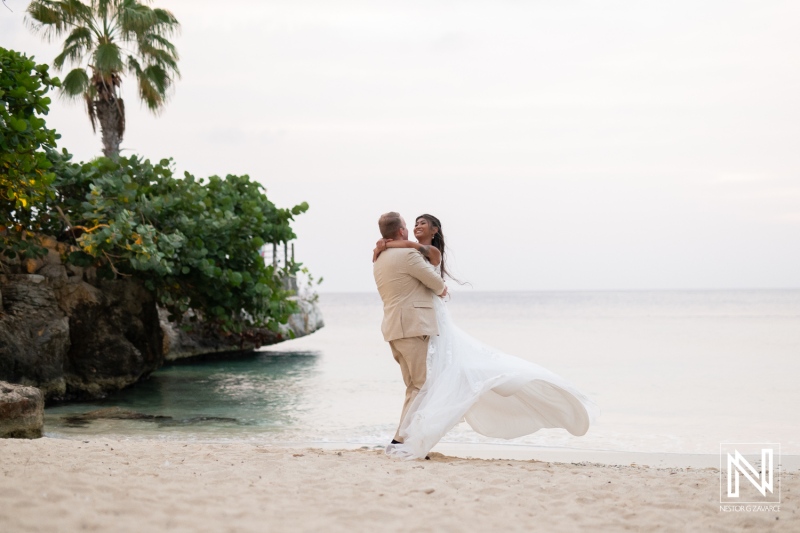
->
<box><xmin>378</xmin><ymin>212</ymin><xmax>403</xmax><ymax>238</ymax></box>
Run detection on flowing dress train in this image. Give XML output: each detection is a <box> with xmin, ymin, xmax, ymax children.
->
<box><xmin>385</xmin><ymin>295</ymin><xmax>598</xmax><ymax>460</ymax></box>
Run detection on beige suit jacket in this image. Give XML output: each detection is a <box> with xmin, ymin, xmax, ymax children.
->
<box><xmin>373</xmin><ymin>248</ymin><xmax>447</xmax><ymax>342</ymax></box>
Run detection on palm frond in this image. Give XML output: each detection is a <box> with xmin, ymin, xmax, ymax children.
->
<box><xmin>143</xmin><ymin>64</ymin><xmax>170</xmax><ymax>94</ymax></box>
<box><xmin>95</xmin><ymin>0</ymin><xmax>112</xmax><ymax>21</ymax></box>
<box><xmin>54</xmin><ymin>43</ymin><xmax>79</xmax><ymax>69</ymax></box>
<box><xmin>25</xmin><ymin>0</ymin><xmax>69</xmax><ymax>40</ymax></box>
<box><xmin>25</xmin><ymin>0</ymin><xmax>93</xmax><ymax>41</ymax></box>
<box><xmin>60</xmin><ymin>0</ymin><xmax>93</xmax><ymax>20</ymax></box>
<box><xmin>60</xmin><ymin>67</ymin><xmax>90</xmax><ymax>97</ymax></box>
<box><xmin>151</xmin><ymin>8</ymin><xmax>180</xmax><ymax>36</ymax></box>
<box><xmin>85</xmin><ymin>92</ymin><xmax>97</xmax><ymax>133</ymax></box>
<box><xmin>94</xmin><ymin>41</ymin><xmax>124</xmax><ymax>73</ymax></box>
<box><xmin>126</xmin><ymin>54</ymin><xmax>143</xmax><ymax>77</ymax></box>
<box><xmin>53</xmin><ymin>26</ymin><xmax>94</xmax><ymax>69</ymax></box>
<box><xmin>140</xmin><ymin>32</ymin><xmax>178</xmax><ymax>56</ymax></box>
<box><xmin>62</xmin><ymin>25</ymin><xmax>93</xmax><ymax>48</ymax></box>
<box><xmin>26</xmin><ymin>1</ymin><xmax>62</xmax><ymax>26</ymax></box>
<box><xmin>117</xmin><ymin>0</ymin><xmax>159</xmax><ymax>36</ymax></box>
<box><xmin>137</xmin><ymin>72</ymin><xmax>164</xmax><ymax>112</ymax></box>
<box><xmin>138</xmin><ymin>42</ymin><xmax>179</xmax><ymax>74</ymax></box>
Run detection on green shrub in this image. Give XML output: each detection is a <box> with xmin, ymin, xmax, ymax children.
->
<box><xmin>49</xmin><ymin>154</ymin><xmax>309</xmax><ymax>332</ymax></box>
<box><xmin>0</xmin><ymin>47</ymin><xmax>61</xmax><ymax>261</ymax></box>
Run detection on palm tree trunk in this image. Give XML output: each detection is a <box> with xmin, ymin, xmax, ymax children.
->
<box><xmin>94</xmin><ymin>97</ymin><xmax>125</xmax><ymax>159</ymax></box>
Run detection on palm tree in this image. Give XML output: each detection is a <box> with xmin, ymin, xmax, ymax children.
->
<box><xmin>26</xmin><ymin>0</ymin><xmax>180</xmax><ymax>158</ymax></box>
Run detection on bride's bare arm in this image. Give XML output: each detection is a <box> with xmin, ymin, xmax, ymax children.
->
<box><xmin>372</xmin><ymin>239</ymin><xmax>441</xmax><ymax>266</ymax></box>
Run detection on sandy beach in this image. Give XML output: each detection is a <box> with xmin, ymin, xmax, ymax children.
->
<box><xmin>0</xmin><ymin>438</ymin><xmax>795</xmax><ymax>532</ymax></box>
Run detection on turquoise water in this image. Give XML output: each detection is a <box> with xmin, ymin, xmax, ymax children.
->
<box><xmin>46</xmin><ymin>290</ymin><xmax>800</xmax><ymax>455</ymax></box>
<box><xmin>46</xmin><ymin>352</ymin><xmax>322</xmax><ymax>438</ymax></box>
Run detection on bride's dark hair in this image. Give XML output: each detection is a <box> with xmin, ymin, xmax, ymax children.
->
<box><xmin>417</xmin><ymin>213</ymin><xmax>462</xmax><ymax>284</ymax></box>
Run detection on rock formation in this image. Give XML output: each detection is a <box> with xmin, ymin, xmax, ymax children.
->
<box><xmin>0</xmin><ymin>381</ymin><xmax>44</xmax><ymax>438</ymax></box>
<box><xmin>0</xmin><ymin>237</ymin><xmax>163</xmax><ymax>401</ymax></box>
<box><xmin>159</xmin><ymin>296</ymin><xmax>324</xmax><ymax>362</ymax></box>
<box><xmin>0</xmin><ymin>235</ymin><xmax>324</xmax><ymax>399</ymax></box>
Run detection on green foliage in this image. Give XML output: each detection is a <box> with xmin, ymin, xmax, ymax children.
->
<box><xmin>48</xmin><ymin>154</ymin><xmax>310</xmax><ymax>332</ymax></box>
<box><xmin>0</xmin><ymin>47</ymin><xmax>61</xmax><ymax>261</ymax></box>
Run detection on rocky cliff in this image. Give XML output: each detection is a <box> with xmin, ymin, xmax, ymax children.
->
<box><xmin>0</xmin><ymin>269</ymin><xmax>163</xmax><ymax>401</ymax></box>
<box><xmin>0</xmin><ymin>236</ymin><xmax>323</xmax><ymax>401</ymax></box>
<box><xmin>160</xmin><ymin>297</ymin><xmax>324</xmax><ymax>362</ymax></box>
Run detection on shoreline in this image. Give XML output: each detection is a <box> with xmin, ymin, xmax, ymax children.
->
<box><xmin>41</xmin><ymin>432</ymin><xmax>800</xmax><ymax>470</ymax></box>
<box><xmin>1</xmin><ymin>437</ymin><xmax>795</xmax><ymax>532</ymax></box>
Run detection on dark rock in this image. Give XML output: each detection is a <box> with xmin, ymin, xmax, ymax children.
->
<box><xmin>37</xmin><ymin>264</ymin><xmax>68</xmax><ymax>280</ymax></box>
<box><xmin>0</xmin><ymin>381</ymin><xmax>44</xmax><ymax>438</ymax></box>
<box><xmin>157</xmin><ymin>416</ymin><xmax>238</xmax><ymax>426</ymax></box>
<box><xmin>65</xmin><ymin>263</ymin><xmax>84</xmax><ymax>279</ymax></box>
<box><xmin>58</xmin><ymin>279</ymin><xmax>163</xmax><ymax>399</ymax></box>
<box><xmin>159</xmin><ymin>306</ymin><xmax>279</xmax><ymax>361</ymax></box>
<box><xmin>0</xmin><ymin>277</ymin><xmax>70</xmax><ymax>397</ymax></box>
<box><xmin>61</xmin><ymin>407</ymin><xmax>237</xmax><ymax>428</ymax></box>
<box><xmin>61</xmin><ymin>406</ymin><xmax>170</xmax><ymax>426</ymax></box>
<box><xmin>160</xmin><ymin>298</ymin><xmax>324</xmax><ymax>362</ymax></box>
<box><xmin>0</xmin><ymin>274</ymin><xmax>163</xmax><ymax>401</ymax></box>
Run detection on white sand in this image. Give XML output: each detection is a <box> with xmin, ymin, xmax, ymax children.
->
<box><xmin>0</xmin><ymin>438</ymin><xmax>796</xmax><ymax>532</ymax></box>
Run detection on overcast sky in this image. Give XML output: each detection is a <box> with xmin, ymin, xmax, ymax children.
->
<box><xmin>4</xmin><ymin>1</ymin><xmax>799</xmax><ymax>291</ymax></box>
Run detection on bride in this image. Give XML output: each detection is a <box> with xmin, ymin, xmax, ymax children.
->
<box><xmin>373</xmin><ymin>214</ymin><xmax>598</xmax><ymax>460</ymax></box>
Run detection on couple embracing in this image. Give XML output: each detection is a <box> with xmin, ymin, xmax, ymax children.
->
<box><xmin>373</xmin><ymin>212</ymin><xmax>597</xmax><ymax>460</ymax></box>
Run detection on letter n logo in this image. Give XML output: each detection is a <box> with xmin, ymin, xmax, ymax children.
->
<box><xmin>727</xmin><ymin>449</ymin><xmax>772</xmax><ymax>497</ymax></box>
<box><xmin>720</xmin><ymin>443</ymin><xmax>780</xmax><ymax>504</ymax></box>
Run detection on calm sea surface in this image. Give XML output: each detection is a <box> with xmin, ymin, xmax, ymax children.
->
<box><xmin>45</xmin><ymin>290</ymin><xmax>800</xmax><ymax>455</ymax></box>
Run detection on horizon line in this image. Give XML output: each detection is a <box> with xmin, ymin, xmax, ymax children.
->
<box><xmin>313</xmin><ymin>287</ymin><xmax>800</xmax><ymax>294</ymax></box>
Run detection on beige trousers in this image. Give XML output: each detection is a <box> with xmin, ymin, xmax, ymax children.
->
<box><xmin>389</xmin><ymin>335</ymin><xmax>429</xmax><ymax>443</ymax></box>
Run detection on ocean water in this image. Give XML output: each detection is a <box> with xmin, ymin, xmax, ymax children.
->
<box><xmin>45</xmin><ymin>290</ymin><xmax>800</xmax><ymax>456</ymax></box>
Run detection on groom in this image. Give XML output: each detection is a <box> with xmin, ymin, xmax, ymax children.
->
<box><xmin>373</xmin><ymin>212</ymin><xmax>447</xmax><ymax>445</ymax></box>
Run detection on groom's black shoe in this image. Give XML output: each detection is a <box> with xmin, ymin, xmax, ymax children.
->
<box><xmin>425</xmin><ymin>455</ymin><xmax>430</xmax><ymax>460</ymax></box>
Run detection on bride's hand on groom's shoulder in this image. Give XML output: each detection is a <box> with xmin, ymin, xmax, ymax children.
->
<box><xmin>372</xmin><ymin>239</ymin><xmax>392</xmax><ymax>262</ymax></box>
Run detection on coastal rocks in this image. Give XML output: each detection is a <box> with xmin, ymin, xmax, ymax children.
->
<box><xmin>0</xmin><ymin>234</ymin><xmax>324</xmax><ymax>399</ymax></box>
<box><xmin>158</xmin><ymin>307</ymin><xmax>269</xmax><ymax>361</ymax></box>
<box><xmin>0</xmin><ymin>235</ymin><xmax>164</xmax><ymax>401</ymax></box>
<box><xmin>60</xmin><ymin>280</ymin><xmax>163</xmax><ymax>398</ymax></box>
<box><xmin>0</xmin><ymin>276</ymin><xmax>71</xmax><ymax>398</ymax></box>
<box><xmin>284</xmin><ymin>298</ymin><xmax>325</xmax><ymax>338</ymax></box>
<box><xmin>0</xmin><ymin>381</ymin><xmax>44</xmax><ymax>438</ymax></box>
<box><xmin>62</xmin><ymin>406</ymin><xmax>171</xmax><ymax>427</ymax></box>
<box><xmin>61</xmin><ymin>406</ymin><xmax>237</xmax><ymax>428</ymax></box>
<box><xmin>160</xmin><ymin>298</ymin><xmax>325</xmax><ymax>362</ymax></box>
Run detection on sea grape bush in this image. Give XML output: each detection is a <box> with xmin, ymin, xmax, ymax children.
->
<box><xmin>48</xmin><ymin>153</ymin><xmax>309</xmax><ymax>332</ymax></box>
<box><xmin>0</xmin><ymin>47</ymin><xmax>61</xmax><ymax>261</ymax></box>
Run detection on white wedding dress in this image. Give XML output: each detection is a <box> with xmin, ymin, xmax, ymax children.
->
<box><xmin>385</xmin><ymin>294</ymin><xmax>598</xmax><ymax>460</ymax></box>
